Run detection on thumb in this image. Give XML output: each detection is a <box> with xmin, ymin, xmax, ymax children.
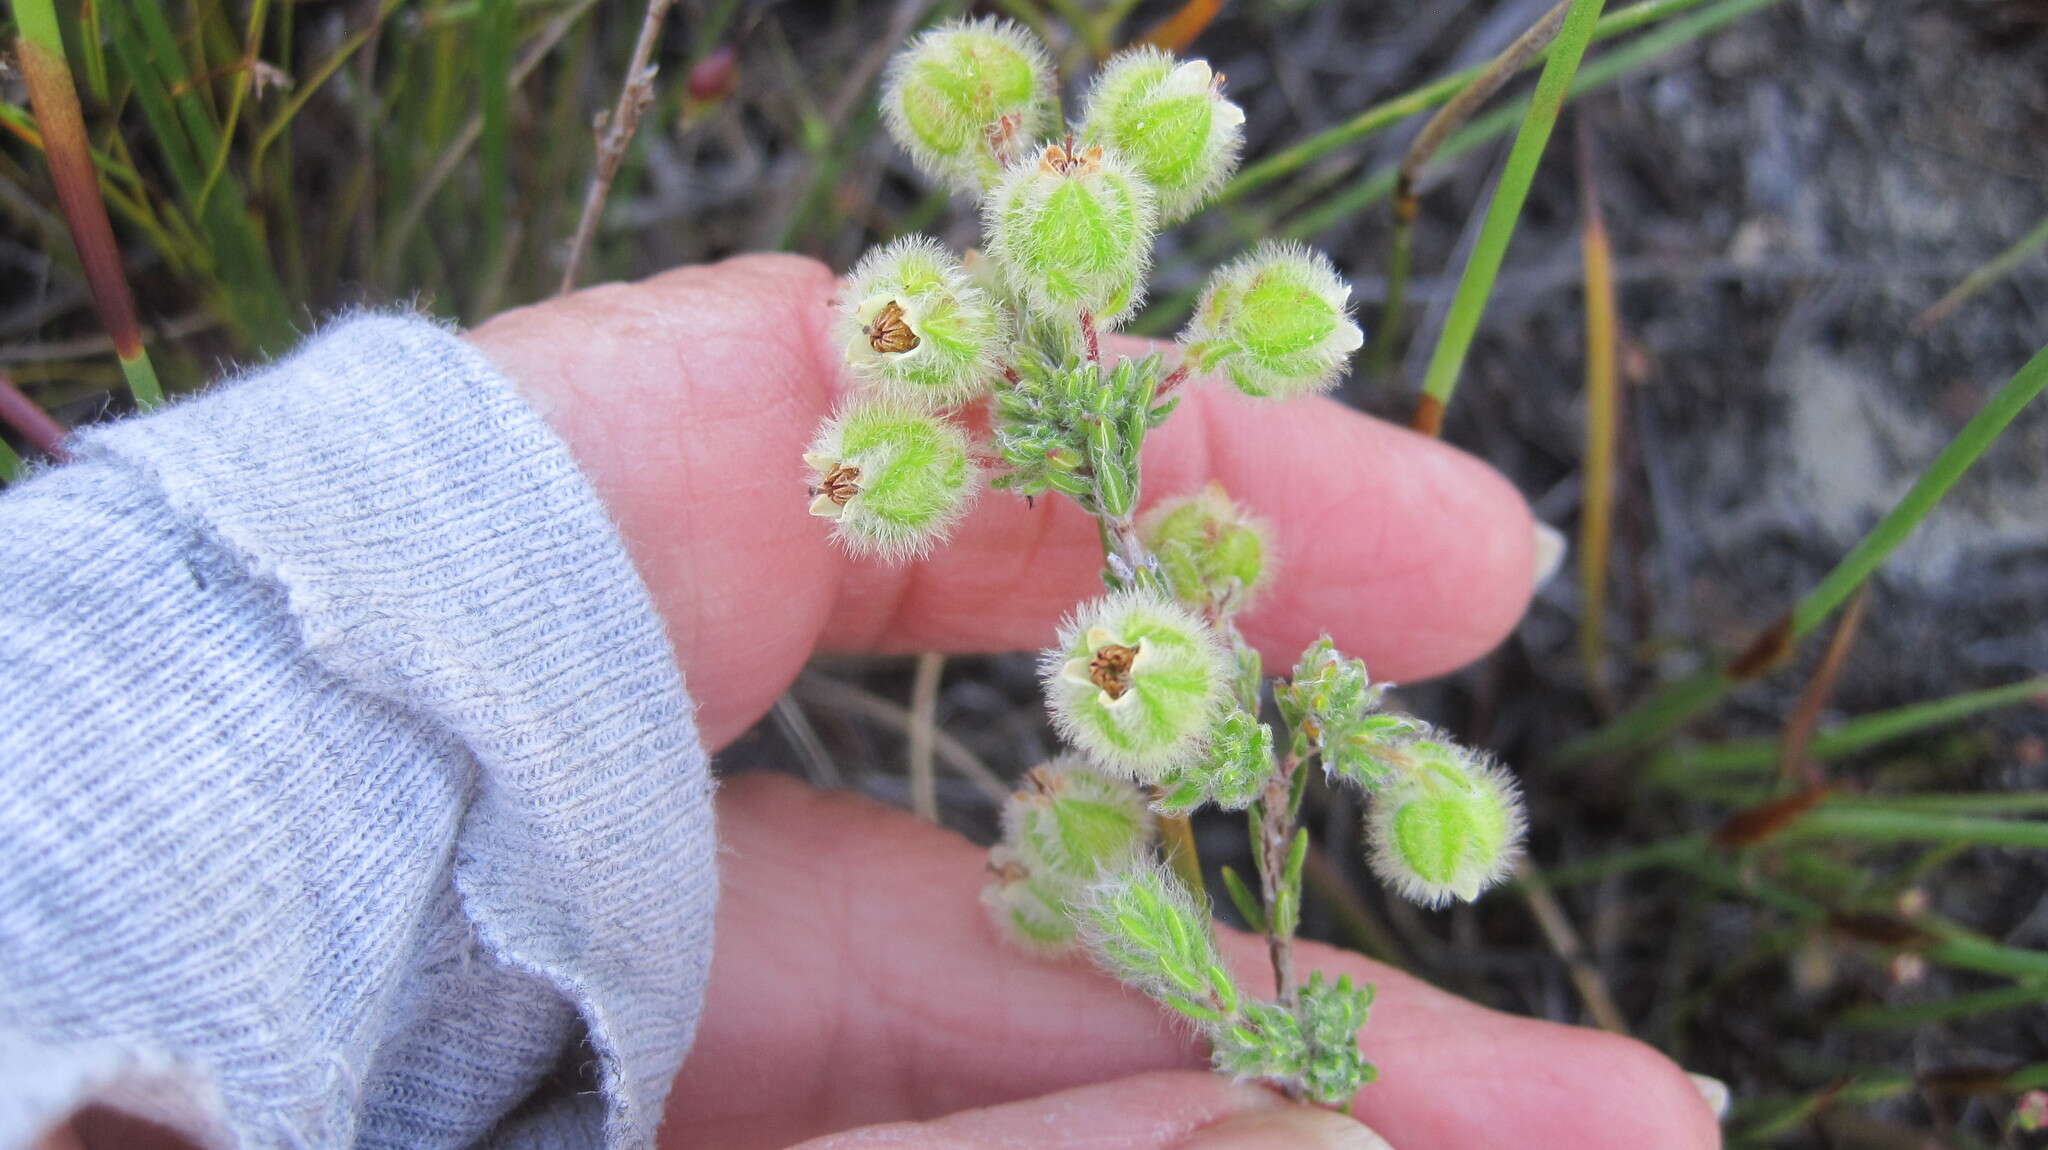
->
<box><xmin>783</xmin><ymin>1070</ymin><xmax>1396</xmax><ymax>1149</ymax></box>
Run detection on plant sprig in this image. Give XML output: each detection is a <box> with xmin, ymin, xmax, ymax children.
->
<box><xmin>801</xmin><ymin>20</ymin><xmax>1527</xmax><ymax>1108</ymax></box>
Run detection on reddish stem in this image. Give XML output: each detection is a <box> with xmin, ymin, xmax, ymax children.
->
<box><xmin>1079</xmin><ymin>312</ymin><xmax>1101</xmax><ymax>365</ymax></box>
<box><xmin>1155</xmin><ymin>362</ymin><xmax>1193</xmax><ymax>401</ymax></box>
<box><xmin>17</xmin><ymin>37</ymin><xmax>145</xmax><ymax>364</ymax></box>
<box><xmin>1000</xmin><ymin>363</ymin><xmax>1021</xmax><ymax>384</ymax></box>
<box><xmin>0</xmin><ymin>370</ymin><xmax>69</xmax><ymax>462</ymax></box>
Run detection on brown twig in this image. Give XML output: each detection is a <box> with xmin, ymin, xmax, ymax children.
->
<box><xmin>0</xmin><ymin>370</ymin><xmax>69</xmax><ymax>461</ymax></box>
<box><xmin>1575</xmin><ymin>114</ymin><xmax>1620</xmax><ymax>710</ymax></box>
<box><xmin>1141</xmin><ymin>0</ymin><xmax>1226</xmax><ymax>53</ymax></box>
<box><xmin>558</xmin><ymin>0</ymin><xmax>679</xmax><ymax>294</ymax></box>
<box><xmin>1780</xmin><ymin>585</ymin><xmax>1870</xmax><ymax>788</ymax></box>
<box><xmin>1376</xmin><ymin>0</ymin><xmax>1571</xmax><ymax>383</ymax></box>
<box><xmin>795</xmin><ymin>671</ymin><xmax>1009</xmax><ymax>802</ymax></box>
<box><xmin>1515</xmin><ymin>858</ymin><xmax>1629</xmax><ymax>1033</ymax></box>
<box><xmin>907</xmin><ymin>651</ymin><xmax>944</xmax><ymax>822</ymax></box>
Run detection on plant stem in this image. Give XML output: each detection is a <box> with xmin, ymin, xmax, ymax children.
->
<box><xmin>1411</xmin><ymin>0</ymin><xmax>1608</xmax><ymax>435</ymax></box>
<box><xmin>559</xmin><ymin>0</ymin><xmax>678</xmax><ymax>293</ymax></box>
<box><xmin>1256</xmin><ymin>755</ymin><xmax>1303</xmax><ymax>1003</ymax></box>
<box><xmin>0</xmin><ymin>370</ymin><xmax>71</xmax><ymax>462</ymax></box>
<box><xmin>1912</xmin><ymin>211</ymin><xmax>2048</xmax><ymax>334</ymax></box>
<box><xmin>14</xmin><ymin>0</ymin><xmax>164</xmax><ymax>408</ymax></box>
<box><xmin>1575</xmin><ymin>118</ymin><xmax>1618</xmax><ymax>704</ymax></box>
<box><xmin>907</xmin><ymin>651</ymin><xmax>944</xmax><ymax>822</ymax></box>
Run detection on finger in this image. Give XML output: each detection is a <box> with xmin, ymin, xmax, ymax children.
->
<box><xmin>783</xmin><ymin>1071</ymin><xmax>1337</xmax><ymax>1150</ymax></box>
<box><xmin>664</xmin><ymin>776</ymin><xmax>1720</xmax><ymax>1150</ymax></box>
<box><xmin>470</xmin><ymin>256</ymin><xmax>1534</xmax><ymax>748</ymax></box>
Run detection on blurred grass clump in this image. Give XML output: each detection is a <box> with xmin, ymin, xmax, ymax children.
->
<box><xmin>5</xmin><ymin>0</ymin><xmax>2048</xmax><ymax>1145</ymax></box>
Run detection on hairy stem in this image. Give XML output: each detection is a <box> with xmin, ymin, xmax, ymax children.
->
<box><xmin>1256</xmin><ymin>756</ymin><xmax>1303</xmax><ymax>1004</ymax></box>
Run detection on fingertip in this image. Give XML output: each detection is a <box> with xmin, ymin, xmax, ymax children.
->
<box><xmin>1158</xmin><ymin>388</ymin><xmax>1534</xmax><ymax>682</ymax></box>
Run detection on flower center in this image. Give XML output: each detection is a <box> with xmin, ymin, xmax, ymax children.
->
<box><xmin>1088</xmin><ymin>642</ymin><xmax>1139</xmax><ymax>699</ymax></box>
<box><xmin>1039</xmin><ymin>141</ymin><xmax>1104</xmax><ymax>176</ymax></box>
<box><xmin>817</xmin><ymin>463</ymin><xmax>863</xmax><ymax>506</ymax></box>
<box><xmin>865</xmin><ymin>300</ymin><xmax>920</xmax><ymax>353</ymax></box>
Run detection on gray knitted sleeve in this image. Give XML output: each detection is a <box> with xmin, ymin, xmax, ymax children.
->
<box><xmin>0</xmin><ymin>315</ymin><xmax>717</xmax><ymax>1149</ymax></box>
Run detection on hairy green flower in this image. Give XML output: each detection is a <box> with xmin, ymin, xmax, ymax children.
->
<box><xmin>1078</xmin><ymin>48</ymin><xmax>1244</xmax><ymax>224</ymax></box>
<box><xmin>1183</xmin><ymin>241</ymin><xmax>1364</xmax><ymax>398</ymax></box>
<box><xmin>881</xmin><ymin>17</ymin><xmax>1054</xmax><ymax>193</ymax></box>
<box><xmin>982</xmin><ymin>845</ymin><xmax>1081</xmax><ymax>953</ymax></box>
<box><xmin>986</xmin><ymin>142</ymin><xmax>1158</xmax><ymax>328</ymax></box>
<box><xmin>1365</xmin><ymin>743</ymin><xmax>1525</xmax><ymax>907</ymax></box>
<box><xmin>1000</xmin><ymin>758</ymin><xmax>1155</xmax><ymax>881</ymax></box>
<box><xmin>985</xmin><ymin>759</ymin><xmax>1155</xmax><ymax>953</ymax></box>
<box><xmin>837</xmin><ymin>236</ymin><xmax>1007</xmax><ymax>406</ymax></box>
<box><xmin>805</xmin><ymin>400</ymin><xmax>976</xmax><ymax>561</ymax></box>
<box><xmin>1043</xmin><ymin>589</ymin><xmax>1230</xmax><ymax>779</ymax></box>
<box><xmin>1142</xmin><ymin>482</ymin><xmax>1274</xmax><ymax>614</ymax></box>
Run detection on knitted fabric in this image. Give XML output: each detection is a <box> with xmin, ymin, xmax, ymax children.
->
<box><xmin>0</xmin><ymin>316</ymin><xmax>715</xmax><ymax>1148</ymax></box>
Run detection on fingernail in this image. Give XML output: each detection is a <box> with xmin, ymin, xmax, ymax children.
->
<box><xmin>1532</xmin><ymin>520</ymin><xmax>1567</xmax><ymax>587</ymax></box>
<box><xmin>1176</xmin><ymin>1106</ymin><xmax>1396</xmax><ymax>1150</ymax></box>
<box><xmin>1688</xmin><ymin>1072</ymin><xmax>1731</xmax><ymax>1120</ymax></box>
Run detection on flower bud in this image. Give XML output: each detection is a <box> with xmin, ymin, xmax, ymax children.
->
<box><xmin>982</xmin><ymin>844</ymin><xmax>1079</xmax><ymax>952</ymax></box>
<box><xmin>837</xmin><ymin>236</ymin><xmax>1007</xmax><ymax>406</ymax></box>
<box><xmin>985</xmin><ymin>142</ymin><xmax>1157</xmax><ymax>327</ymax></box>
<box><xmin>1141</xmin><ymin>482</ymin><xmax>1273</xmax><ymax>613</ymax></box>
<box><xmin>1154</xmin><ymin>708</ymin><xmax>1271</xmax><ymax>815</ymax></box>
<box><xmin>1078</xmin><ymin>49</ymin><xmax>1245</xmax><ymax>224</ymax></box>
<box><xmin>804</xmin><ymin>400</ymin><xmax>976</xmax><ymax>561</ymax></box>
<box><xmin>882</xmin><ymin>17</ymin><xmax>1054</xmax><ymax>193</ymax></box>
<box><xmin>1182</xmin><ymin>241</ymin><xmax>1364</xmax><ymax>398</ymax></box>
<box><xmin>1365</xmin><ymin>743</ymin><xmax>1524</xmax><ymax>907</ymax></box>
<box><xmin>1042</xmin><ymin>589</ymin><xmax>1230</xmax><ymax>779</ymax></box>
<box><xmin>1000</xmin><ymin>758</ymin><xmax>1155</xmax><ymax>881</ymax></box>
<box><xmin>1275</xmin><ymin>637</ymin><xmax>1378</xmax><ymax>739</ymax></box>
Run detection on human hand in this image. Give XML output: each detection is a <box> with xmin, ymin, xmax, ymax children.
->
<box><xmin>467</xmin><ymin>255</ymin><xmax>1720</xmax><ymax>1149</ymax></box>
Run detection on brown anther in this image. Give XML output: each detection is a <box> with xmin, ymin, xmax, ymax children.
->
<box><xmin>1088</xmin><ymin>643</ymin><xmax>1139</xmax><ymax>699</ymax></box>
<box><xmin>985</xmin><ymin>112</ymin><xmax>1023</xmax><ymax>160</ymax></box>
<box><xmin>816</xmin><ymin>463</ymin><xmax>862</xmax><ymax>506</ymax></box>
<box><xmin>864</xmin><ymin>300</ymin><xmax>919</xmax><ymax>354</ymax></box>
<box><xmin>1038</xmin><ymin>141</ymin><xmax>1104</xmax><ymax>177</ymax></box>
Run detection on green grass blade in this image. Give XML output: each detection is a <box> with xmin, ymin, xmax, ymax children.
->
<box><xmin>1281</xmin><ymin>0</ymin><xmax>1781</xmax><ymax>242</ymax></box>
<box><xmin>1410</xmin><ymin>0</ymin><xmax>1607</xmax><ymax>433</ymax></box>
<box><xmin>1776</xmin><ymin>806</ymin><xmax>2048</xmax><ymax>850</ymax></box>
<box><xmin>1837</xmin><ymin>982</ymin><xmax>2048</xmax><ymax>1030</ymax></box>
<box><xmin>1222</xmin><ymin>0</ymin><xmax>1729</xmax><ymax>205</ymax></box>
<box><xmin>1646</xmin><ymin>677</ymin><xmax>2048</xmax><ymax>782</ymax></box>
<box><xmin>103</xmin><ymin>0</ymin><xmax>293</xmax><ymax>349</ymax></box>
<box><xmin>1557</xmin><ymin>343</ymin><xmax>2048</xmax><ymax>764</ymax></box>
<box><xmin>1913</xmin><ymin>212</ymin><xmax>2048</xmax><ymax>334</ymax></box>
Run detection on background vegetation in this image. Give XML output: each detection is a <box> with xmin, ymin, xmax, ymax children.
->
<box><xmin>3</xmin><ymin>0</ymin><xmax>2045</xmax><ymax>1144</ymax></box>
